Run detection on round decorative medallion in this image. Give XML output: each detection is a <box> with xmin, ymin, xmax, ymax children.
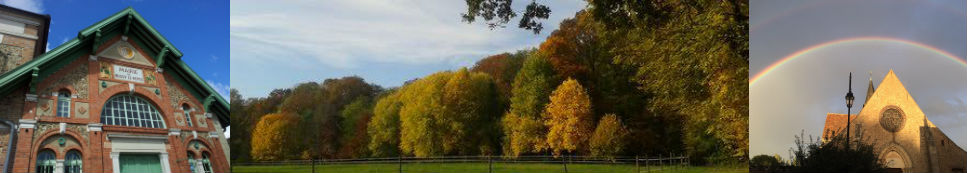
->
<box><xmin>118</xmin><ymin>45</ymin><xmax>135</xmax><ymax>59</ymax></box>
<box><xmin>880</xmin><ymin>107</ymin><xmax>905</xmax><ymax>133</ymax></box>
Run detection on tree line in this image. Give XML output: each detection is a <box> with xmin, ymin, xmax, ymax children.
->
<box><xmin>230</xmin><ymin>0</ymin><xmax>748</xmax><ymax>165</ymax></box>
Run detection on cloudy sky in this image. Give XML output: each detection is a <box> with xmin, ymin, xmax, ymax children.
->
<box><xmin>750</xmin><ymin>0</ymin><xmax>967</xmax><ymax>157</ymax></box>
<box><xmin>230</xmin><ymin>0</ymin><xmax>586</xmax><ymax>98</ymax></box>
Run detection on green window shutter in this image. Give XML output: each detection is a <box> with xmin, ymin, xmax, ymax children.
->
<box><xmin>119</xmin><ymin>154</ymin><xmax>163</xmax><ymax>173</ymax></box>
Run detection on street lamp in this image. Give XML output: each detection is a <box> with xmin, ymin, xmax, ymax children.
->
<box><xmin>845</xmin><ymin>72</ymin><xmax>855</xmax><ymax>149</ymax></box>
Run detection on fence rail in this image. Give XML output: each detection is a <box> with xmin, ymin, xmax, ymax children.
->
<box><xmin>233</xmin><ymin>154</ymin><xmax>696</xmax><ymax>173</ymax></box>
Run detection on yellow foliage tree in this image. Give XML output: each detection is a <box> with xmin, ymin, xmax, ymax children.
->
<box><xmin>543</xmin><ymin>78</ymin><xmax>593</xmax><ymax>157</ymax></box>
<box><xmin>250</xmin><ymin>112</ymin><xmax>299</xmax><ymax>161</ymax></box>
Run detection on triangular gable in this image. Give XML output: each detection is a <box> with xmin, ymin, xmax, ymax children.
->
<box><xmin>857</xmin><ymin>70</ymin><xmax>936</xmax><ymax>132</ymax></box>
<box><xmin>96</xmin><ymin>37</ymin><xmax>154</xmax><ymax>66</ymax></box>
<box><xmin>0</xmin><ymin>7</ymin><xmax>228</xmax><ymax>127</ymax></box>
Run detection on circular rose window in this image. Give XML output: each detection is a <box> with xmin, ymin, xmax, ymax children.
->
<box><xmin>880</xmin><ymin>107</ymin><xmax>905</xmax><ymax>133</ymax></box>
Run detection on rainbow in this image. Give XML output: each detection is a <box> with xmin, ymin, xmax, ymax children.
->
<box><xmin>750</xmin><ymin>37</ymin><xmax>967</xmax><ymax>86</ymax></box>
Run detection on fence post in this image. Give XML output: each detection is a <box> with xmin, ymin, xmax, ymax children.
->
<box><xmin>562</xmin><ymin>155</ymin><xmax>568</xmax><ymax>173</ymax></box>
<box><xmin>398</xmin><ymin>156</ymin><xmax>403</xmax><ymax>173</ymax></box>
<box><xmin>488</xmin><ymin>156</ymin><xmax>493</xmax><ymax>173</ymax></box>
<box><xmin>311</xmin><ymin>159</ymin><xmax>315</xmax><ymax>173</ymax></box>
<box><xmin>635</xmin><ymin>155</ymin><xmax>639</xmax><ymax>173</ymax></box>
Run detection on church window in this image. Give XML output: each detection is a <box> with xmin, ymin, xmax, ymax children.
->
<box><xmin>879</xmin><ymin>107</ymin><xmax>905</xmax><ymax>133</ymax></box>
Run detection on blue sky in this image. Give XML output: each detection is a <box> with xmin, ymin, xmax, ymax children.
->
<box><xmin>1</xmin><ymin>0</ymin><xmax>230</xmax><ymax>101</ymax></box>
<box><xmin>231</xmin><ymin>0</ymin><xmax>586</xmax><ymax>98</ymax></box>
<box><xmin>750</xmin><ymin>0</ymin><xmax>966</xmax><ymax>157</ymax></box>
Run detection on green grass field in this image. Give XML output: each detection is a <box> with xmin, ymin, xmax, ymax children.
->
<box><xmin>232</xmin><ymin>163</ymin><xmax>747</xmax><ymax>173</ymax></box>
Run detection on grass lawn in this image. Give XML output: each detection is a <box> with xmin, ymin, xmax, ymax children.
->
<box><xmin>231</xmin><ymin>163</ymin><xmax>747</xmax><ymax>173</ymax></box>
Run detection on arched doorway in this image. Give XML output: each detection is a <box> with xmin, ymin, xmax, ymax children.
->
<box><xmin>880</xmin><ymin>145</ymin><xmax>911</xmax><ymax>173</ymax></box>
<box><xmin>883</xmin><ymin>151</ymin><xmax>905</xmax><ymax>171</ymax></box>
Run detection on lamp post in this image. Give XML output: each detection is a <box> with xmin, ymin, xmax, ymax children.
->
<box><xmin>845</xmin><ymin>72</ymin><xmax>855</xmax><ymax>149</ymax></box>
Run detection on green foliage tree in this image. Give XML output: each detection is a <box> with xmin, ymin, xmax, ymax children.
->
<box><xmin>337</xmin><ymin>97</ymin><xmax>375</xmax><ymax>158</ymax></box>
<box><xmin>789</xmin><ymin>131</ymin><xmax>885</xmax><ymax>173</ymax></box>
<box><xmin>277</xmin><ymin>76</ymin><xmax>381</xmax><ymax>159</ymax></box>
<box><xmin>589</xmin><ymin>113</ymin><xmax>628</xmax><ymax>159</ymax></box>
<box><xmin>441</xmin><ymin>68</ymin><xmax>501</xmax><ymax>155</ymax></box>
<box><xmin>229</xmin><ymin>89</ymin><xmax>248</xmax><ymax>162</ymax></box>
<box><xmin>602</xmin><ymin>0</ymin><xmax>749</xmax><ymax>164</ymax></box>
<box><xmin>251</xmin><ymin>112</ymin><xmax>300</xmax><ymax>161</ymax></box>
<box><xmin>461</xmin><ymin>0</ymin><xmax>551</xmax><ymax>34</ymax></box>
<box><xmin>750</xmin><ymin>154</ymin><xmax>782</xmax><ymax>172</ymax></box>
<box><xmin>543</xmin><ymin>78</ymin><xmax>594</xmax><ymax>157</ymax></box>
<box><xmin>502</xmin><ymin>52</ymin><xmax>559</xmax><ymax>156</ymax></box>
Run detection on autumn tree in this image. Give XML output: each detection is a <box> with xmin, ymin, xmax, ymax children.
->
<box><xmin>231</xmin><ymin>88</ymin><xmax>290</xmax><ymax>162</ymax></box>
<box><xmin>604</xmin><ymin>0</ymin><xmax>749</xmax><ymax>164</ymax></box>
<box><xmin>379</xmin><ymin>69</ymin><xmax>501</xmax><ymax>157</ymax></box>
<box><xmin>397</xmin><ymin>72</ymin><xmax>449</xmax><ymax>157</ymax></box>
<box><xmin>368</xmin><ymin>90</ymin><xmax>403</xmax><ymax>157</ymax></box>
<box><xmin>276</xmin><ymin>76</ymin><xmax>381</xmax><ymax>159</ymax></box>
<box><xmin>441</xmin><ymin>68</ymin><xmax>500</xmax><ymax>155</ymax></box>
<box><xmin>543</xmin><ymin>78</ymin><xmax>594</xmax><ymax>157</ymax></box>
<box><xmin>337</xmin><ymin>97</ymin><xmax>375</xmax><ymax>158</ymax></box>
<box><xmin>502</xmin><ymin>52</ymin><xmax>559</xmax><ymax>157</ymax></box>
<box><xmin>471</xmin><ymin>50</ymin><xmax>531</xmax><ymax>107</ymax></box>
<box><xmin>251</xmin><ymin>112</ymin><xmax>300</xmax><ymax>161</ymax></box>
<box><xmin>590</xmin><ymin>114</ymin><xmax>628</xmax><ymax>159</ymax></box>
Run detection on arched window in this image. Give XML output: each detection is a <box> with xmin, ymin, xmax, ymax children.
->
<box><xmin>100</xmin><ymin>95</ymin><xmax>166</xmax><ymax>128</ymax></box>
<box><xmin>57</xmin><ymin>90</ymin><xmax>71</xmax><ymax>117</ymax></box>
<box><xmin>183</xmin><ymin>104</ymin><xmax>193</xmax><ymax>127</ymax></box>
<box><xmin>187</xmin><ymin>152</ymin><xmax>197</xmax><ymax>173</ymax></box>
<box><xmin>36</xmin><ymin>150</ymin><xmax>55</xmax><ymax>173</ymax></box>
<box><xmin>202</xmin><ymin>152</ymin><xmax>213</xmax><ymax>173</ymax></box>
<box><xmin>65</xmin><ymin>150</ymin><xmax>82</xmax><ymax>173</ymax></box>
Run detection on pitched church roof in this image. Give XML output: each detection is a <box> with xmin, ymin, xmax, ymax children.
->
<box><xmin>822</xmin><ymin>113</ymin><xmax>856</xmax><ymax>140</ymax></box>
<box><xmin>0</xmin><ymin>7</ymin><xmax>229</xmax><ymax>127</ymax></box>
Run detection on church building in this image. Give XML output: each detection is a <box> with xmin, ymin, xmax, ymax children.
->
<box><xmin>823</xmin><ymin>70</ymin><xmax>966</xmax><ymax>173</ymax></box>
<box><xmin>0</xmin><ymin>6</ymin><xmax>230</xmax><ymax>173</ymax></box>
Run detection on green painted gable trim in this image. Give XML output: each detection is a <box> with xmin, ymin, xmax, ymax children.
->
<box><xmin>0</xmin><ymin>7</ymin><xmax>229</xmax><ymax>127</ymax></box>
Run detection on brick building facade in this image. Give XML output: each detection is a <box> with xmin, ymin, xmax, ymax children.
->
<box><xmin>823</xmin><ymin>70</ymin><xmax>967</xmax><ymax>173</ymax></box>
<box><xmin>0</xmin><ymin>6</ymin><xmax>230</xmax><ymax>173</ymax></box>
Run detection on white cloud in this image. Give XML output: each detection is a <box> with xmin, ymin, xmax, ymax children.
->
<box><xmin>206</xmin><ymin>80</ymin><xmax>230</xmax><ymax>101</ymax></box>
<box><xmin>210</xmin><ymin>55</ymin><xmax>219</xmax><ymax>62</ymax></box>
<box><xmin>1</xmin><ymin>0</ymin><xmax>44</xmax><ymax>13</ymax></box>
<box><xmin>231</xmin><ymin>0</ymin><xmax>584</xmax><ymax>69</ymax></box>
